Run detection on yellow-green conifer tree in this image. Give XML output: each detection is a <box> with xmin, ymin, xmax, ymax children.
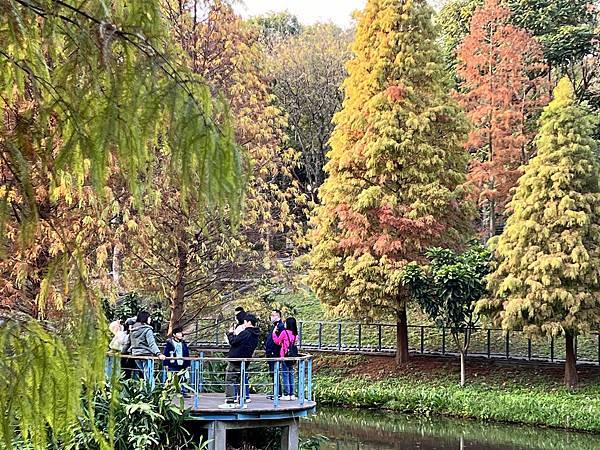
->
<box><xmin>308</xmin><ymin>0</ymin><xmax>473</xmax><ymax>364</ymax></box>
<box><xmin>479</xmin><ymin>78</ymin><xmax>600</xmax><ymax>388</ymax></box>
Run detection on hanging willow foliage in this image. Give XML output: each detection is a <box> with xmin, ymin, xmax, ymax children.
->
<box><xmin>0</xmin><ymin>0</ymin><xmax>245</xmax><ymax>448</ymax></box>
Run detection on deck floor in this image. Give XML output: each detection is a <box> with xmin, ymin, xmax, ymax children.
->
<box><xmin>180</xmin><ymin>393</ymin><xmax>316</xmax><ymax>415</ymax></box>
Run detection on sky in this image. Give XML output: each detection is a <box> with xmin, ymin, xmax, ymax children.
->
<box><xmin>233</xmin><ymin>0</ymin><xmax>367</xmax><ymax>28</ymax></box>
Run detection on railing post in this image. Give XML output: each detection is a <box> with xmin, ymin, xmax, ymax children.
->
<box><xmin>105</xmin><ymin>355</ymin><xmax>113</xmax><ymax>380</ymax></box>
<box><xmin>420</xmin><ymin>326</ymin><xmax>425</xmax><ymax>354</ymax></box>
<box><xmin>199</xmin><ymin>352</ymin><xmax>205</xmax><ymax>394</ymax></box>
<box><xmin>377</xmin><ymin>325</ymin><xmax>382</xmax><ymax>351</ymax></box>
<box><xmin>505</xmin><ymin>332</ymin><xmax>510</xmax><ymax>359</ymax></box>
<box><xmin>358</xmin><ymin>324</ymin><xmax>362</xmax><ymax>351</ymax></box>
<box><xmin>307</xmin><ymin>358</ymin><xmax>313</xmax><ymax>401</ymax></box>
<box><xmin>298</xmin><ymin>322</ymin><xmax>303</xmax><ymax>349</ymax></box>
<box><xmin>597</xmin><ymin>333</ymin><xmax>600</xmax><ymax>366</ymax></box>
<box><xmin>442</xmin><ymin>328</ymin><xmax>446</xmax><ymax>355</ymax></box>
<box><xmin>299</xmin><ymin>359</ymin><xmax>306</xmax><ymax>406</ymax></box>
<box><xmin>318</xmin><ymin>323</ymin><xmax>323</xmax><ymax>349</ymax></box>
<box><xmin>240</xmin><ymin>361</ymin><xmax>246</xmax><ymax>408</ymax></box>
<box><xmin>528</xmin><ymin>337</ymin><xmax>532</xmax><ymax>360</ymax></box>
<box><xmin>550</xmin><ymin>337</ymin><xmax>555</xmax><ymax>362</ymax></box>
<box><xmin>193</xmin><ymin>360</ymin><xmax>200</xmax><ymax>409</ymax></box>
<box><xmin>486</xmin><ymin>329</ymin><xmax>491</xmax><ymax>358</ymax></box>
<box><xmin>161</xmin><ymin>365</ymin><xmax>167</xmax><ymax>383</ymax></box>
<box><xmin>273</xmin><ymin>360</ymin><xmax>280</xmax><ymax>408</ymax></box>
<box><xmin>337</xmin><ymin>323</ymin><xmax>342</xmax><ymax>351</ymax></box>
<box><xmin>575</xmin><ymin>335</ymin><xmax>578</xmax><ymax>362</ymax></box>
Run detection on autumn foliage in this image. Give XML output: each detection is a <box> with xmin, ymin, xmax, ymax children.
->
<box><xmin>308</xmin><ymin>0</ymin><xmax>473</xmax><ymax>363</ymax></box>
<box><xmin>457</xmin><ymin>0</ymin><xmax>549</xmax><ymax>237</ymax></box>
<box><xmin>479</xmin><ymin>78</ymin><xmax>600</xmax><ymax>388</ymax></box>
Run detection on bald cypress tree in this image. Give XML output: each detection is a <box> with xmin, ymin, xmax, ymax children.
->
<box><xmin>308</xmin><ymin>0</ymin><xmax>473</xmax><ymax>364</ymax></box>
<box><xmin>479</xmin><ymin>78</ymin><xmax>600</xmax><ymax>388</ymax></box>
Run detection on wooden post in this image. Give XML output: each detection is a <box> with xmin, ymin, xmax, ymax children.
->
<box><xmin>280</xmin><ymin>422</ymin><xmax>299</xmax><ymax>450</ymax></box>
<box><xmin>358</xmin><ymin>324</ymin><xmax>362</xmax><ymax>350</ymax></box>
<box><xmin>337</xmin><ymin>323</ymin><xmax>342</xmax><ymax>351</ymax></box>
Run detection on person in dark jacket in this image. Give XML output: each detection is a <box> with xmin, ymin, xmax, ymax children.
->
<box><xmin>219</xmin><ymin>313</ymin><xmax>260</xmax><ymax>408</ymax></box>
<box><xmin>128</xmin><ymin>311</ymin><xmax>165</xmax><ymax>379</ymax></box>
<box><xmin>163</xmin><ymin>327</ymin><xmax>191</xmax><ymax>395</ymax></box>
<box><xmin>264</xmin><ymin>309</ymin><xmax>284</xmax><ymax>397</ymax></box>
<box><xmin>163</xmin><ymin>327</ymin><xmax>190</xmax><ymax>371</ymax></box>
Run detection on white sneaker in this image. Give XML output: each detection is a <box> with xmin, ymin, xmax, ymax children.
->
<box><xmin>281</xmin><ymin>395</ymin><xmax>291</xmax><ymax>401</ymax></box>
<box><xmin>218</xmin><ymin>402</ymin><xmax>238</xmax><ymax>409</ymax></box>
<box><xmin>245</xmin><ymin>398</ymin><xmax>252</xmax><ymax>403</ymax></box>
<box><xmin>289</xmin><ymin>395</ymin><xmax>298</xmax><ymax>401</ymax></box>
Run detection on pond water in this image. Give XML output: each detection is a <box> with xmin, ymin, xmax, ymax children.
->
<box><xmin>299</xmin><ymin>408</ymin><xmax>600</xmax><ymax>450</ymax></box>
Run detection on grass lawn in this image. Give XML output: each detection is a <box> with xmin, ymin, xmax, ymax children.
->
<box><xmin>312</xmin><ymin>353</ymin><xmax>600</xmax><ymax>433</ymax></box>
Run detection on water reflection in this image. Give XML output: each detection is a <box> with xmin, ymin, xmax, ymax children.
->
<box><xmin>300</xmin><ymin>408</ymin><xmax>600</xmax><ymax>450</ymax></box>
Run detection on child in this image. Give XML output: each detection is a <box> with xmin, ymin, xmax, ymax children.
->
<box><xmin>163</xmin><ymin>327</ymin><xmax>191</xmax><ymax>395</ymax></box>
<box><xmin>109</xmin><ymin>319</ymin><xmax>129</xmax><ymax>352</ymax></box>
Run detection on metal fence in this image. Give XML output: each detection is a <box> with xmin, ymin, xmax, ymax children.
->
<box><xmin>187</xmin><ymin>319</ymin><xmax>600</xmax><ymax>365</ymax></box>
<box><xmin>105</xmin><ymin>352</ymin><xmax>314</xmax><ymax>409</ymax></box>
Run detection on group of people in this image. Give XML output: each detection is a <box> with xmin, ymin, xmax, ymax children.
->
<box><xmin>107</xmin><ymin>307</ymin><xmax>299</xmax><ymax>409</ymax></box>
<box><xmin>109</xmin><ymin>311</ymin><xmax>191</xmax><ymax>387</ymax></box>
<box><xmin>219</xmin><ymin>307</ymin><xmax>299</xmax><ymax>409</ymax></box>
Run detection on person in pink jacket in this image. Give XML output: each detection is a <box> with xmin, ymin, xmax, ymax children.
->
<box><xmin>272</xmin><ymin>317</ymin><xmax>298</xmax><ymax>400</ymax></box>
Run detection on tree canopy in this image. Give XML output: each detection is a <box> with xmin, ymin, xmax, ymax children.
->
<box><xmin>479</xmin><ymin>78</ymin><xmax>600</xmax><ymax>387</ymax></box>
<box><xmin>308</xmin><ymin>0</ymin><xmax>473</xmax><ymax>364</ymax></box>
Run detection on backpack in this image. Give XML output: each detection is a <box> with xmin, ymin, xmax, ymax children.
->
<box><xmin>284</xmin><ymin>331</ymin><xmax>299</xmax><ymax>362</ymax></box>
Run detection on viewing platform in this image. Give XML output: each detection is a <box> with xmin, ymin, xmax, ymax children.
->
<box><xmin>106</xmin><ymin>352</ymin><xmax>316</xmax><ymax>450</ymax></box>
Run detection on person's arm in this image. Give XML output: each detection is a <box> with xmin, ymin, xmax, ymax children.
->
<box><xmin>163</xmin><ymin>341</ymin><xmax>173</xmax><ymax>367</ymax></box>
<box><xmin>272</xmin><ymin>329</ymin><xmax>286</xmax><ymax>345</ymax></box>
<box><xmin>146</xmin><ymin>329</ymin><xmax>165</xmax><ymax>360</ymax></box>
<box><xmin>227</xmin><ymin>330</ymin><xmax>246</xmax><ymax>346</ymax></box>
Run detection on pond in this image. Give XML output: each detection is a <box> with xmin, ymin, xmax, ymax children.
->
<box><xmin>299</xmin><ymin>407</ymin><xmax>600</xmax><ymax>450</ymax></box>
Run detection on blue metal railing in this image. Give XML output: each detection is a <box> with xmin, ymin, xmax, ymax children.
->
<box><xmin>106</xmin><ymin>352</ymin><xmax>314</xmax><ymax>409</ymax></box>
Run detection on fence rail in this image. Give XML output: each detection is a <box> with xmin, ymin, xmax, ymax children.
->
<box><xmin>187</xmin><ymin>319</ymin><xmax>600</xmax><ymax>366</ymax></box>
<box><xmin>105</xmin><ymin>352</ymin><xmax>314</xmax><ymax>410</ymax></box>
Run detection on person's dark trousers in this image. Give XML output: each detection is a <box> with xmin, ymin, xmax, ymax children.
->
<box><xmin>234</xmin><ymin>371</ymin><xmax>250</xmax><ymax>400</ymax></box>
<box><xmin>225</xmin><ymin>362</ymin><xmax>242</xmax><ymax>403</ymax></box>
<box><xmin>121</xmin><ymin>355</ymin><xmax>136</xmax><ymax>380</ymax></box>
<box><xmin>268</xmin><ymin>360</ymin><xmax>282</xmax><ymax>396</ymax></box>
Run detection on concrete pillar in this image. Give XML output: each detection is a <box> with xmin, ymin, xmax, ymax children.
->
<box><xmin>280</xmin><ymin>421</ymin><xmax>299</xmax><ymax>450</ymax></box>
<box><xmin>207</xmin><ymin>421</ymin><xmax>226</xmax><ymax>450</ymax></box>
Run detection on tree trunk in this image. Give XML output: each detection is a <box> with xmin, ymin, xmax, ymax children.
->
<box><xmin>395</xmin><ymin>306</ymin><xmax>409</xmax><ymax>365</ymax></box>
<box><xmin>168</xmin><ymin>239</ymin><xmax>188</xmax><ymax>335</ymax></box>
<box><xmin>111</xmin><ymin>244</ymin><xmax>122</xmax><ymax>292</ymax></box>
<box><xmin>564</xmin><ymin>332</ymin><xmax>578</xmax><ymax>389</ymax></box>
<box><xmin>489</xmin><ymin>198</ymin><xmax>496</xmax><ymax>239</ymax></box>
<box><xmin>459</xmin><ymin>350</ymin><xmax>466</xmax><ymax>387</ymax></box>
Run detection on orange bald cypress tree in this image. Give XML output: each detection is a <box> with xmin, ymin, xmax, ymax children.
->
<box><xmin>457</xmin><ymin>0</ymin><xmax>548</xmax><ymax>238</ymax></box>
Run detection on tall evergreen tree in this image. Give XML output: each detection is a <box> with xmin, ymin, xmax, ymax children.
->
<box><xmin>479</xmin><ymin>78</ymin><xmax>600</xmax><ymax>388</ymax></box>
<box><xmin>308</xmin><ymin>0</ymin><xmax>473</xmax><ymax>364</ymax></box>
